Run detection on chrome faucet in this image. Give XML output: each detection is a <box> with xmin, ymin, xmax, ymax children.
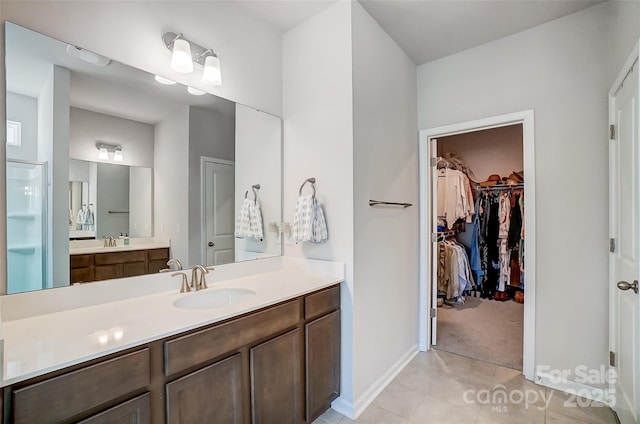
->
<box><xmin>190</xmin><ymin>265</ymin><xmax>210</xmax><ymax>291</ymax></box>
<box><xmin>172</xmin><ymin>272</ymin><xmax>190</xmax><ymax>293</ymax></box>
<box><xmin>160</xmin><ymin>258</ymin><xmax>183</xmax><ymax>273</ymax></box>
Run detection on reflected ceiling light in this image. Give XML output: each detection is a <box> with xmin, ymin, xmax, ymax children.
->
<box><xmin>66</xmin><ymin>45</ymin><xmax>111</xmax><ymax>67</ymax></box>
<box><xmin>154</xmin><ymin>75</ymin><xmax>176</xmax><ymax>85</ymax></box>
<box><xmin>98</xmin><ymin>146</ymin><xmax>108</xmax><ymax>160</ymax></box>
<box><xmin>113</xmin><ymin>146</ymin><xmax>124</xmax><ymax>162</ymax></box>
<box><xmin>202</xmin><ymin>54</ymin><xmax>222</xmax><ymax>86</ymax></box>
<box><xmin>96</xmin><ymin>142</ymin><xmax>122</xmax><ymax>162</ymax></box>
<box><xmin>187</xmin><ymin>86</ymin><xmax>206</xmax><ymax>96</ymax></box>
<box><xmin>162</xmin><ymin>32</ymin><xmax>222</xmax><ymax>85</ymax></box>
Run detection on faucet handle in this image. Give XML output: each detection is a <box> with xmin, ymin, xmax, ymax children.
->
<box><xmin>172</xmin><ymin>272</ymin><xmax>190</xmax><ymax>293</ymax></box>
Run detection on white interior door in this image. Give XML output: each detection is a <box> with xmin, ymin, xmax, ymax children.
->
<box><xmin>609</xmin><ymin>49</ymin><xmax>640</xmax><ymax>424</ymax></box>
<box><xmin>430</xmin><ymin>138</ymin><xmax>439</xmax><ymax>346</ymax></box>
<box><xmin>202</xmin><ymin>158</ymin><xmax>235</xmax><ymax>266</ymax></box>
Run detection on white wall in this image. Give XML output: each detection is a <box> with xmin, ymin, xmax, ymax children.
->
<box><xmin>129</xmin><ymin>167</ymin><xmax>153</xmax><ymax>238</ymax></box>
<box><xmin>154</xmin><ymin>107</ymin><xmax>189</xmax><ymax>264</ymax></box>
<box><xmin>418</xmin><ymin>4</ymin><xmax>611</xmax><ymax>384</ymax></box>
<box><xmin>6</xmin><ymin>92</ymin><xmax>37</xmax><ymax>161</ymax></box>
<box><xmin>69</xmin><ymin>107</ymin><xmax>154</xmax><ymax>168</ymax></box>
<box><xmin>234</xmin><ymin>104</ymin><xmax>282</xmax><ymax>261</ymax></box>
<box><xmin>96</xmin><ymin>162</ymin><xmax>129</xmax><ymax>238</ymax></box>
<box><xmin>351</xmin><ymin>0</ymin><xmax>419</xmax><ymax>412</ymax></box>
<box><xmin>283</xmin><ymin>0</ymin><xmax>355</xmax><ymax>410</ymax></box>
<box><xmin>37</xmin><ymin>65</ymin><xmax>69</xmax><ymax>289</ymax></box>
<box><xmin>607</xmin><ymin>0</ymin><xmax>640</xmax><ymax>82</ymax></box>
<box><xmin>437</xmin><ymin>124</ymin><xmax>523</xmax><ymax>182</ymax></box>
<box><xmin>1</xmin><ymin>1</ymin><xmax>282</xmax><ymax>116</ymax></box>
<box><xmin>187</xmin><ymin>105</ymin><xmax>235</xmax><ymax>265</ymax></box>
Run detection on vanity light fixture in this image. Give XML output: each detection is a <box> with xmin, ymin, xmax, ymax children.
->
<box><xmin>162</xmin><ymin>32</ymin><xmax>222</xmax><ymax>86</ymax></box>
<box><xmin>96</xmin><ymin>142</ymin><xmax>123</xmax><ymax>162</ymax></box>
<box><xmin>98</xmin><ymin>146</ymin><xmax>109</xmax><ymax>160</ymax></box>
<box><xmin>154</xmin><ymin>75</ymin><xmax>177</xmax><ymax>85</ymax></box>
<box><xmin>113</xmin><ymin>146</ymin><xmax>124</xmax><ymax>162</ymax></box>
<box><xmin>187</xmin><ymin>86</ymin><xmax>206</xmax><ymax>96</ymax></box>
<box><xmin>202</xmin><ymin>54</ymin><xmax>222</xmax><ymax>86</ymax></box>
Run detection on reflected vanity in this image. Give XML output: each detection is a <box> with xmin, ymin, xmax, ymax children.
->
<box><xmin>5</xmin><ymin>22</ymin><xmax>283</xmax><ymax>294</ymax></box>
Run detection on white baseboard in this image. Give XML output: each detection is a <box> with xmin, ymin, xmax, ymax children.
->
<box><xmin>333</xmin><ymin>344</ymin><xmax>419</xmax><ymax>419</ymax></box>
<box><xmin>536</xmin><ymin>372</ymin><xmax>613</xmax><ymax>407</ymax></box>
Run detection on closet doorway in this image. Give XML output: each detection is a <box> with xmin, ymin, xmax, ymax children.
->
<box><xmin>418</xmin><ymin>110</ymin><xmax>536</xmax><ymax>380</ymax></box>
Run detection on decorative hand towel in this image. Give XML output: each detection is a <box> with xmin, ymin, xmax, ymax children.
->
<box><xmin>235</xmin><ymin>199</ymin><xmax>252</xmax><ymax>238</ymax></box>
<box><xmin>248</xmin><ymin>200</ymin><xmax>264</xmax><ymax>240</ymax></box>
<box><xmin>293</xmin><ymin>195</ymin><xmax>328</xmax><ymax>243</ymax></box>
<box><xmin>76</xmin><ymin>208</ymin><xmax>86</xmax><ymax>225</ymax></box>
<box><xmin>85</xmin><ymin>208</ymin><xmax>94</xmax><ymax>226</ymax></box>
<box><xmin>235</xmin><ymin>198</ymin><xmax>264</xmax><ymax>240</ymax></box>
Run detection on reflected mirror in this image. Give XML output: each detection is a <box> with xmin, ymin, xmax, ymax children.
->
<box><xmin>5</xmin><ymin>22</ymin><xmax>283</xmax><ymax>294</ymax></box>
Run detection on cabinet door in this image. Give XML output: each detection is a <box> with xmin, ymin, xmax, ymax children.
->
<box><xmin>250</xmin><ymin>328</ymin><xmax>302</xmax><ymax>424</ymax></box>
<box><xmin>94</xmin><ymin>264</ymin><xmax>123</xmax><ymax>280</ymax></box>
<box><xmin>306</xmin><ymin>310</ymin><xmax>340</xmax><ymax>422</ymax></box>
<box><xmin>123</xmin><ymin>261</ymin><xmax>147</xmax><ymax>277</ymax></box>
<box><xmin>77</xmin><ymin>393</ymin><xmax>151</xmax><ymax>424</ymax></box>
<box><xmin>166</xmin><ymin>353</ymin><xmax>245</xmax><ymax>424</ymax></box>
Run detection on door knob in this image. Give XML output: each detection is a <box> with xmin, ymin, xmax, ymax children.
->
<box><xmin>617</xmin><ymin>280</ymin><xmax>638</xmax><ymax>294</ymax></box>
<box><xmin>208</xmin><ymin>242</ymin><xmax>214</xmax><ymax>247</ymax></box>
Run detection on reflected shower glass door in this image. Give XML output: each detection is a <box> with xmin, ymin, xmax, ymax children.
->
<box><xmin>7</xmin><ymin>160</ymin><xmax>47</xmax><ymax>293</ymax></box>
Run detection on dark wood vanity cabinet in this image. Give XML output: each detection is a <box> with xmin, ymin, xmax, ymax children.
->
<box><xmin>70</xmin><ymin>247</ymin><xmax>170</xmax><ymax>283</ymax></box>
<box><xmin>2</xmin><ymin>284</ymin><xmax>341</xmax><ymax>424</ymax></box>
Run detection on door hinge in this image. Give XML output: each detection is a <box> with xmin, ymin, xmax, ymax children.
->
<box><xmin>430</xmin><ymin>308</ymin><xmax>437</xmax><ymax>318</ymax></box>
<box><xmin>610</xmin><ymin>351</ymin><xmax>616</xmax><ymax>367</ymax></box>
<box><xmin>610</xmin><ymin>238</ymin><xmax>616</xmax><ymax>253</ymax></box>
<box><xmin>610</xmin><ymin>124</ymin><xmax>616</xmax><ymax>140</ymax></box>
<box><xmin>431</xmin><ymin>233</ymin><xmax>437</xmax><ymax>243</ymax></box>
<box><xmin>430</xmin><ymin>157</ymin><xmax>437</xmax><ymax>167</ymax></box>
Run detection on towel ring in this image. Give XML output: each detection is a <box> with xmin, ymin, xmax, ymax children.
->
<box><xmin>299</xmin><ymin>177</ymin><xmax>316</xmax><ymax>198</ymax></box>
<box><xmin>245</xmin><ymin>184</ymin><xmax>261</xmax><ymax>202</ymax></box>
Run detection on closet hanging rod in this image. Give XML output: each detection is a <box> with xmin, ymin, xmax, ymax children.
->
<box><xmin>368</xmin><ymin>200</ymin><xmax>413</xmax><ymax>208</ymax></box>
<box><xmin>108</xmin><ymin>211</ymin><xmax>130</xmax><ymax>214</ymax></box>
<box><xmin>478</xmin><ymin>184</ymin><xmax>524</xmax><ymax>191</ymax></box>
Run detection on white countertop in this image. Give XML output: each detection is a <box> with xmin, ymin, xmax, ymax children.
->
<box><xmin>0</xmin><ymin>257</ymin><xmax>344</xmax><ymax>387</ymax></box>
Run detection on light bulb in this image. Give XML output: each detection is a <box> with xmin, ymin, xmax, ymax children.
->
<box><xmin>170</xmin><ymin>38</ymin><xmax>193</xmax><ymax>73</ymax></box>
<box><xmin>113</xmin><ymin>147</ymin><xmax>123</xmax><ymax>162</ymax></box>
<box><xmin>98</xmin><ymin>146</ymin><xmax>108</xmax><ymax>160</ymax></box>
<box><xmin>154</xmin><ymin>75</ymin><xmax>176</xmax><ymax>85</ymax></box>
<box><xmin>187</xmin><ymin>86</ymin><xmax>206</xmax><ymax>96</ymax></box>
<box><xmin>202</xmin><ymin>55</ymin><xmax>222</xmax><ymax>86</ymax></box>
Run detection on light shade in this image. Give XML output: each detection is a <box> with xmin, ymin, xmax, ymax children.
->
<box><xmin>98</xmin><ymin>146</ymin><xmax>109</xmax><ymax>160</ymax></box>
<box><xmin>170</xmin><ymin>39</ymin><xmax>193</xmax><ymax>73</ymax></box>
<box><xmin>187</xmin><ymin>86</ymin><xmax>206</xmax><ymax>96</ymax></box>
<box><xmin>113</xmin><ymin>147</ymin><xmax>124</xmax><ymax>162</ymax></box>
<box><xmin>154</xmin><ymin>75</ymin><xmax>176</xmax><ymax>85</ymax></box>
<box><xmin>202</xmin><ymin>55</ymin><xmax>222</xmax><ymax>86</ymax></box>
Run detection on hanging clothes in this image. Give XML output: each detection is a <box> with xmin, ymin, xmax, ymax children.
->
<box><xmin>437</xmin><ymin>168</ymin><xmax>475</xmax><ymax>225</ymax></box>
<box><xmin>437</xmin><ymin>237</ymin><xmax>475</xmax><ymax>303</ymax></box>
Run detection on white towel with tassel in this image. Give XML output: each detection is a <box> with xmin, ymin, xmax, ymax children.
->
<box><xmin>293</xmin><ymin>195</ymin><xmax>328</xmax><ymax>243</ymax></box>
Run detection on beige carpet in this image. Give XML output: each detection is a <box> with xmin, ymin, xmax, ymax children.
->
<box><xmin>434</xmin><ymin>296</ymin><xmax>524</xmax><ymax>370</ymax></box>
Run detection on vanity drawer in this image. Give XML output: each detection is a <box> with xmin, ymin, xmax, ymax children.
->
<box><xmin>148</xmin><ymin>247</ymin><xmax>169</xmax><ymax>260</ymax></box>
<box><xmin>71</xmin><ymin>254</ymin><xmax>93</xmax><ymax>268</ymax></box>
<box><xmin>165</xmin><ymin>299</ymin><xmax>302</xmax><ymax>376</ymax></box>
<box><xmin>305</xmin><ymin>285</ymin><xmax>340</xmax><ymax>320</ymax></box>
<box><xmin>95</xmin><ymin>250</ymin><xmax>146</xmax><ymax>265</ymax></box>
<box><xmin>13</xmin><ymin>349</ymin><xmax>150</xmax><ymax>424</ymax></box>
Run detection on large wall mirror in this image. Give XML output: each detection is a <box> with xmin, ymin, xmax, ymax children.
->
<box><xmin>5</xmin><ymin>22</ymin><xmax>283</xmax><ymax>294</ymax></box>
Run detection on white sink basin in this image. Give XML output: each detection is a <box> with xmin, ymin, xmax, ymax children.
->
<box><xmin>173</xmin><ymin>288</ymin><xmax>257</xmax><ymax>310</ymax></box>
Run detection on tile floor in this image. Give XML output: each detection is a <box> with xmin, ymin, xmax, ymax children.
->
<box><xmin>313</xmin><ymin>349</ymin><xmax>617</xmax><ymax>424</ymax></box>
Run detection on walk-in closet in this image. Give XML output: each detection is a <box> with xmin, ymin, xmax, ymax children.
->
<box><xmin>432</xmin><ymin>123</ymin><xmax>525</xmax><ymax>371</ymax></box>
